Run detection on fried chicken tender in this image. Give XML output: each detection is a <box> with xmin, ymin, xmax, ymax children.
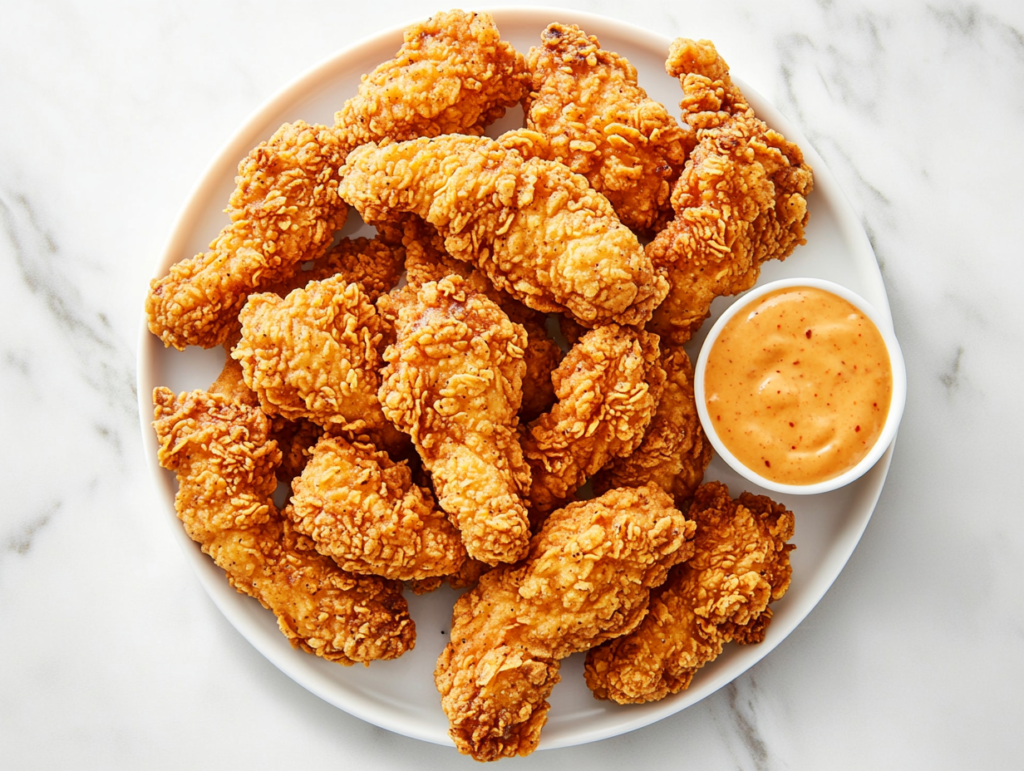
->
<box><xmin>584</xmin><ymin>481</ymin><xmax>794</xmax><ymax>703</ymax></box>
<box><xmin>334</xmin><ymin>10</ymin><xmax>528</xmax><ymax>147</ymax></box>
<box><xmin>339</xmin><ymin>133</ymin><xmax>669</xmax><ymax>328</ymax></box>
<box><xmin>524</xmin><ymin>23</ymin><xmax>692</xmax><ymax>233</ymax></box>
<box><xmin>399</xmin><ymin>216</ymin><xmax>562</xmax><ymax>422</ymax></box>
<box><xmin>646</xmin><ymin>39</ymin><xmax>813</xmax><ymax>344</ymax></box>
<box><xmin>593</xmin><ymin>345</ymin><xmax>712</xmax><ymax>507</ymax></box>
<box><xmin>289</xmin><ymin>435</ymin><xmax>466</xmax><ymax>581</ymax></box>
<box><xmin>146</xmin><ymin>121</ymin><xmax>349</xmax><ymax>350</ymax></box>
<box><xmin>435</xmin><ymin>485</ymin><xmax>696</xmax><ymax>760</ymax></box>
<box><xmin>522</xmin><ymin>324</ymin><xmax>666</xmax><ymax>517</ymax></box>
<box><xmin>208</xmin><ymin>354</ymin><xmax>325</xmax><ymax>482</ymax></box>
<box><xmin>232</xmin><ymin>274</ymin><xmax>387</xmax><ymax>431</ymax></box>
<box><xmin>273</xmin><ymin>234</ymin><xmax>405</xmax><ymax>302</ymax></box>
<box><xmin>152</xmin><ymin>386</ymin><xmax>414</xmax><ymax>665</ymax></box>
<box><xmin>378</xmin><ymin>275</ymin><xmax>532</xmax><ymax>565</ymax></box>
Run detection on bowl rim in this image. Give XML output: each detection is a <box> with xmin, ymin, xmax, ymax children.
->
<box><xmin>693</xmin><ymin>276</ymin><xmax>907</xmax><ymax>496</ymax></box>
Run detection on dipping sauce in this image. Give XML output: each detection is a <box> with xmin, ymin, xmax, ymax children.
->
<box><xmin>703</xmin><ymin>285</ymin><xmax>893</xmax><ymax>486</ymax></box>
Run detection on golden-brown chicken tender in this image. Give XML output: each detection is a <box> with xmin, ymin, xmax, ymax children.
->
<box><xmin>647</xmin><ymin>39</ymin><xmax>813</xmax><ymax>344</ymax></box>
<box><xmin>152</xmin><ymin>386</ymin><xmax>414</xmax><ymax>665</ymax></box>
<box><xmin>335</xmin><ymin>10</ymin><xmax>528</xmax><ymax>147</ymax></box>
<box><xmin>273</xmin><ymin>234</ymin><xmax>405</xmax><ymax>302</ymax></box>
<box><xmin>338</xmin><ymin>133</ymin><xmax>668</xmax><ymax>328</ymax></box>
<box><xmin>378</xmin><ymin>275</ymin><xmax>532</xmax><ymax>565</ymax></box>
<box><xmin>435</xmin><ymin>485</ymin><xmax>696</xmax><ymax>760</ymax></box>
<box><xmin>146</xmin><ymin>121</ymin><xmax>349</xmax><ymax>350</ymax></box>
<box><xmin>206</xmin><ymin>353</ymin><xmax>323</xmax><ymax>483</ymax></box>
<box><xmin>399</xmin><ymin>216</ymin><xmax>562</xmax><ymax>422</ymax></box>
<box><xmin>232</xmin><ymin>275</ymin><xmax>387</xmax><ymax>431</ymax></box>
<box><xmin>593</xmin><ymin>344</ymin><xmax>712</xmax><ymax>506</ymax></box>
<box><xmin>391</xmin><ymin>216</ymin><xmax>461</xmax><ymax>289</ymax></box>
<box><xmin>584</xmin><ymin>481</ymin><xmax>794</xmax><ymax>703</ymax></box>
<box><xmin>289</xmin><ymin>435</ymin><xmax>466</xmax><ymax>581</ymax></box>
<box><xmin>525</xmin><ymin>23</ymin><xmax>692</xmax><ymax>233</ymax></box>
<box><xmin>521</xmin><ymin>324</ymin><xmax>665</xmax><ymax>518</ymax></box>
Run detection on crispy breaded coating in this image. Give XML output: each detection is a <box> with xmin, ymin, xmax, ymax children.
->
<box><xmin>232</xmin><ymin>275</ymin><xmax>387</xmax><ymax>431</ymax></box>
<box><xmin>335</xmin><ymin>420</ymin><xmax>415</xmax><ymax>467</ymax></box>
<box><xmin>373</xmin><ymin>285</ymin><xmax>415</xmax><ymax>356</ymax></box>
<box><xmin>338</xmin><ymin>133</ymin><xmax>669</xmax><ymax>328</ymax></box>
<box><xmin>152</xmin><ymin>386</ymin><xmax>414</xmax><ymax>665</ymax></box>
<box><xmin>310</xmin><ymin>236</ymin><xmax>403</xmax><ymax>300</ymax></box>
<box><xmin>521</xmin><ymin>325</ymin><xmax>666</xmax><ymax>517</ymax></box>
<box><xmin>206</xmin><ymin>352</ymin><xmax>325</xmax><ymax>483</ymax></box>
<box><xmin>584</xmin><ymin>481</ymin><xmax>794</xmax><ymax>703</ymax></box>
<box><xmin>274</xmin><ymin>235</ymin><xmax>405</xmax><ymax>302</ymax></box>
<box><xmin>334</xmin><ymin>10</ymin><xmax>527</xmax><ymax>146</ymax></box>
<box><xmin>398</xmin><ymin>217</ymin><xmax>465</xmax><ymax>289</ymax></box>
<box><xmin>400</xmin><ymin>216</ymin><xmax>562</xmax><ymax>422</ymax></box>
<box><xmin>525</xmin><ymin>23</ymin><xmax>692</xmax><ymax>233</ymax></box>
<box><xmin>289</xmin><ymin>435</ymin><xmax>466</xmax><ymax>581</ymax></box>
<box><xmin>406</xmin><ymin>556</ymin><xmax>493</xmax><ymax>596</ymax></box>
<box><xmin>435</xmin><ymin>485</ymin><xmax>695</xmax><ymax>760</ymax></box>
<box><xmin>593</xmin><ymin>345</ymin><xmax>712</xmax><ymax>506</ymax></box>
<box><xmin>379</xmin><ymin>275</ymin><xmax>532</xmax><ymax>565</ymax></box>
<box><xmin>646</xmin><ymin>39</ymin><xmax>813</xmax><ymax>344</ymax></box>
<box><xmin>146</xmin><ymin>121</ymin><xmax>349</xmax><ymax>350</ymax></box>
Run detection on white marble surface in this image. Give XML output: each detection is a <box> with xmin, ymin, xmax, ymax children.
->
<box><xmin>2</xmin><ymin>1</ymin><xmax>1022</xmax><ymax>768</ymax></box>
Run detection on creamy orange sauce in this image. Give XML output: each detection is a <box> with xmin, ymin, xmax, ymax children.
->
<box><xmin>704</xmin><ymin>286</ymin><xmax>893</xmax><ymax>485</ymax></box>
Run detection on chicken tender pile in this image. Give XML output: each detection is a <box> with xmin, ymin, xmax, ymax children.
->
<box><xmin>435</xmin><ymin>485</ymin><xmax>695</xmax><ymax>760</ymax></box>
<box><xmin>339</xmin><ymin>133</ymin><xmax>669</xmax><ymax>328</ymax></box>
<box><xmin>146</xmin><ymin>10</ymin><xmax>813</xmax><ymax>759</ymax></box>
<box><xmin>152</xmin><ymin>385</ymin><xmax>414</xmax><ymax>664</ymax></box>
<box><xmin>584</xmin><ymin>482</ymin><xmax>795</xmax><ymax>703</ymax></box>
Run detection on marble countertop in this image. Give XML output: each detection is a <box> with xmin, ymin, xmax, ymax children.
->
<box><xmin>2</xmin><ymin>1</ymin><xmax>1022</xmax><ymax>768</ymax></box>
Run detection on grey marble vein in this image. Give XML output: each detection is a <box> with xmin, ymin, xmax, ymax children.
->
<box><xmin>939</xmin><ymin>345</ymin><xmax>966</xmax><ymax>393</ymax></box>
<box><xmin>3</xmin><ymin>348</ymin><xmax>31</xmax><ymax>379</ymax></box>
<box><xmin>929</xmin><ymin>2</ymin><xmax>1024</xmax><ymax>57</ymax></box>
<box><xmin>3</xmin><ymin>502</ymin><xmax>58</xmax><ymax>557</ymax></box>
<box><xmin>0</xmin><ymin>187</ymin><xmax>137</xmax><ymax>419</ymax></box>
<box><xmin>713</xmin><ymin>677</ymin><xmax>775</xmax><ymax>771</ymax></box>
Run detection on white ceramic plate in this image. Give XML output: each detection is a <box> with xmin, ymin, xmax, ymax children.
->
<box><xmin>137</xmin><ymin>7</ymin><xmax>896</xmax><ymax>751</ymax></box>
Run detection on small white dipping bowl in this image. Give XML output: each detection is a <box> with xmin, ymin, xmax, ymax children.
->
<box><xmin>693</xmin><ymin>277</ymin><xmax>907</xmax><ymax>495</ymax></box>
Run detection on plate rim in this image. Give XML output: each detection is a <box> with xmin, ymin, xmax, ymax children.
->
<box><xmin>136</xmin><ymin>5</ymin><xmax>895</xmax><ymax>751</ymax></box>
